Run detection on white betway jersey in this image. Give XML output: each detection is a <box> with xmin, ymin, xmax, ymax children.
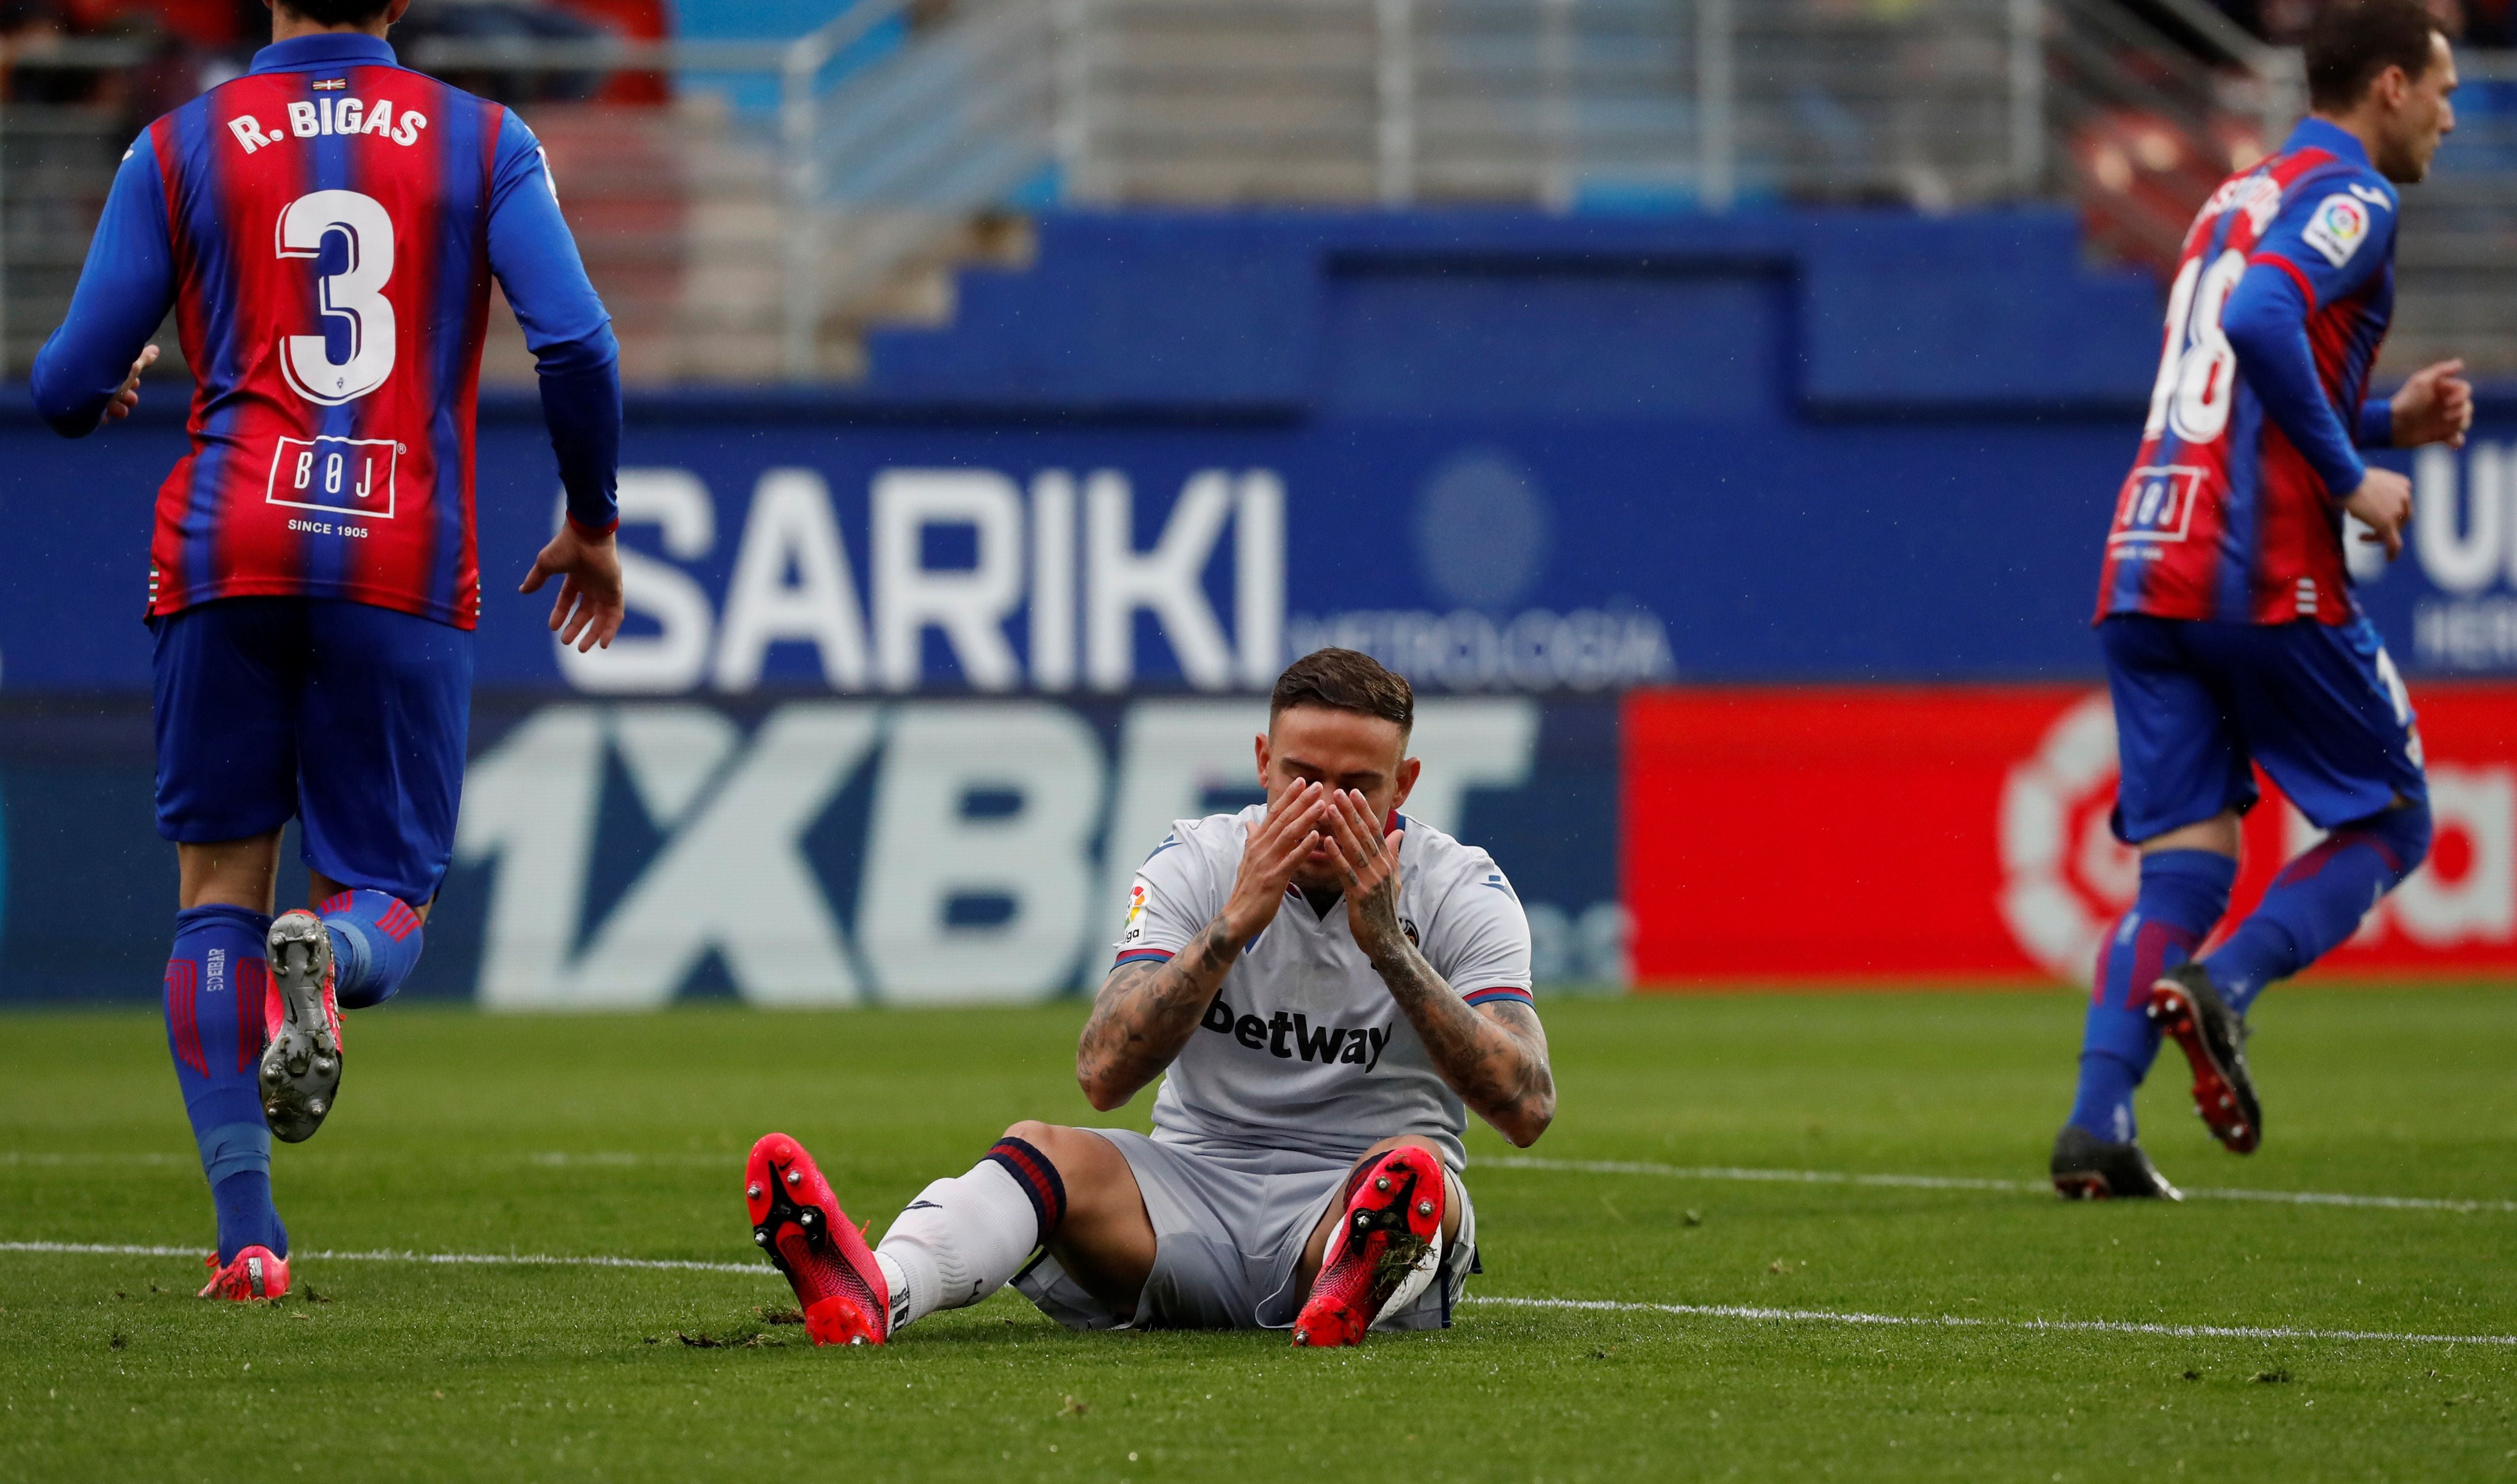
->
<box><xmin>1113</xmin><ymin>805</ymin><xmax>1536</xmax><ymax>1170</ymax></box>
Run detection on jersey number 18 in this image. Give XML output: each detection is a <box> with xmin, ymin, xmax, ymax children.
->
<box><xmin>2142</xmin><ymin>249</ymin><xmax>2247</xmax><ymax>448</ymax></box>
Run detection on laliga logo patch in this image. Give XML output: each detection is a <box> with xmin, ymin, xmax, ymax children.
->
<box><xmin>1118</xmin><ymin>879</ymin><xmax>1151</xmax><ymax>945</ymax></box>
<box><xmin>2302</xmin><ymin>193</ymin><xmax>2371</xmax><ymax>268</ymax></box>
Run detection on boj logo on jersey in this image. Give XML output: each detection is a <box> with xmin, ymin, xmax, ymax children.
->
<box><xmin>2110</xmin><ymin>465</ymin><xmax>2204</xmax><ymax>547</ymax></box>
<box><xmin>266</xmin><ymin>435</ymin><xmax>400</xmax><ymax>520</ymax></box>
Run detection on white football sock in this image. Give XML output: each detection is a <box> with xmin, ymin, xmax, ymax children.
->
<box><xmin>874</xmin><ymin>1159</ymin><xmax>1043</xmax><ymax>1332</ymax></box>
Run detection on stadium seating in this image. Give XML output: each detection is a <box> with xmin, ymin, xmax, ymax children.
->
<box><xmin>9</xmin><ymin>0</ymin><xmax>2517</xmax><ymax>380</ymax></box>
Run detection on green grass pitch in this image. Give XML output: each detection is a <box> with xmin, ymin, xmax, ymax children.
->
<box><xmin>3</xmin><ymin>987</ymin><xmax>2513</xmax><ymax>1481</ymax></box>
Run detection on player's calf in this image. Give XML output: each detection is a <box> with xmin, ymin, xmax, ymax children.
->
<box><xmin>874</xmin><ymin>1124</ymin><xmax>1085</xmax><ymax>1333</ymax></box>
<box><xmin>1292</xmin><ymin>1145</ymin><xmax>1447</xmax><ymax>1347</ymax></box>
<box><xmin>258</xmin><ymin>910</ymin><xmax>343</xmax><ymax>1144</ymax></box>
<box><xmin>163</xmin><ymin>903</ymin><xmax>290</xmax><ymax>1263</ymax></box>
<box><xmin>2200</xmin><ymin>802</ymin><xmax>2430</xmax><ymax>1019</ymax></box>
<box><xmin>317</xmin><ymin>888</ymin><xmax>427</xmax><ymax>1010</ymax></box>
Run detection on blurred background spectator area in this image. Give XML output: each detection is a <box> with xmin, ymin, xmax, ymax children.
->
<box><xmin>0</xmin><ymin>0</ymin><xmax>2512</xmax><ymax>388</ymax></box>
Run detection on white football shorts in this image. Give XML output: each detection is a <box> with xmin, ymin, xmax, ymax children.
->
<box><xmin>1011</xmin><ymin>1128</ymin><xmax>1477</xmax><ymax>1332</ymax></box>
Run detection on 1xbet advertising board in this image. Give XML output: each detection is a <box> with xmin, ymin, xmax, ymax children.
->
<box><xmin>0</xmin><ymin>694</ymin><xmax>1624</xmax><ymax>1005</ymax></box>
<box><xmin>1623</xmin><ymin>685</ymin><xmax>2517</xmax><ymax>985</ymax></box>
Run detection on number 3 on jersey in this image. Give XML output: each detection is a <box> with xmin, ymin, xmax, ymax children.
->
<box><xmin>277</xmin><ymin>189</ymin><xmax>395</xmax><ymax>405</ymax></box>
<box><xmin>2143</xmin><ymin>249</ymin><xmax>2248</xmax><ymax>447</ymax></box>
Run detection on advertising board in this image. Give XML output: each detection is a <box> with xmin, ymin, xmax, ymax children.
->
<box><xmin>1624</xmin><ymin>685</ymin><xmax>2517</xmax><ymax>986</ymax></box>
<box><xmin>4</xmin><ymin>210</ymin><xmax>2513</xmax><ymax>1000</ymax></box>
<box><xmin>0</xmin><ymin>694</ymin><xmax>1624</xmax><ymax>1004</ymax></box>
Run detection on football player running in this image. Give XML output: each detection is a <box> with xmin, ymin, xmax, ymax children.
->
<box><xmin>745</xmin><ymin>648</ymin><xmax>1555</xmax><ymax>1345</ymax></box>
<box><xmin>2059</xmin><ymin>0</ymin><xmax>2465</xmax><ymax>1198</ymax></box>
<box><xmin>31</xmin><ymin>0</ymin><xmax>622</xmax><ymax>1299</ymax></box>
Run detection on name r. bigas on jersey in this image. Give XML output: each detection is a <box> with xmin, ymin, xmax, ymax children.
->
<box><xmin>227</xmin><ymin>96</ymin><xmax>428</xmax><ymax>155</ymax></box>
<box><xmin>1201</xmin><ymin>996</ymin><xmax>1393</xmax><ymax>1070</ymax></box>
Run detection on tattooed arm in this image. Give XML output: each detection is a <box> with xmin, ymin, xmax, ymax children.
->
<box><xmin>1075</xmin><ymin>918</ymin><xmax>1245</xmax><ymax>1112</ymax></box>
<box><xmin>1076</xmin><ymin>779</ymin><xmax>1329</xmax><ymax>1111</ymax></box>
<box><xmin>1320</xmin><ymin>788</ymin><xmax>1557</xmax><ymax>1147</ymax></box>
<box><xmin>1368</xmin><ymin>941</ymin><xmax>1556</xmax><ymax>1147</ymax></box>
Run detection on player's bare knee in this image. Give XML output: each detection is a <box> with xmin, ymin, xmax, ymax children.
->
<box><xmin>1355</xmin><ymin>1134</ymin><xmax>1442</xmax><ymax>1167</ymax></box>
<box><xmin>1002</xmin><ymin>1119</ymin><xmax>1065</xmax><ymax>1158</ymax></box>
<box><xmin>1004</xmin><ymin>1125</ymin><xmax>1144</xmax><ymax>1242</ymax></box>
<box><xmin>1000</xmin><ymin>1123</ymin><xmax>1100</xmax><ymax>1201</ymax></box>
<box><xmin>177</xmin><ymin>830</ymin><xmax>286</xmax><ymax>914</ymax></box>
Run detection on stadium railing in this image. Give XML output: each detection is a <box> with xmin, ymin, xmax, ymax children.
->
<box><xmin>6</xmin><ymin>0</ymin><xmax>2514</xmax><ymax>384</ymax></box>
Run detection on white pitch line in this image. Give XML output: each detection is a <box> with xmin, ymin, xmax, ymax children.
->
<box><xmin>1</xmin><ymin>1151</ymin><xmax>740</xmax><ymax>1170</ymax></box>
<box><xmin>7</xmin><ymin>1239</ymin><xmax>2509</xmax><ymax>1350</ymax></box>
<box><xmin>1463</xmin><ymin>1295</ymin><xmax>2517</xmax><ymax>1348</ymax></box>
<box><xmin>0</xmin><ymin>1152</ymin><xmax>190</xmax><ymax>1166</ymax></box>
<box><xmin>16</xmin><ymin>1150</ymin><xmax>2507</xmax><ymax>1214</ymax></box>
<box><xmin>1481</xmin><ymin>1155</ymin><xmax>2517</xmax><ymax>1214</ymax></box>
<box><xmin>0</xmin><ymin>1240</ymin><xmax>770</xmax><ymax>1276</ymax></box>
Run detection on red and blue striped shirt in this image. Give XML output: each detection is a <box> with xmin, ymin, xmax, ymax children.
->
<box><xmin>2096</xmin><ymin>118</ymin><xmax>2400</xmax><ymax>627</ymax></box>
<box><xmin>33</xmin><ymin>32</ymin><xmax>619</xmax><ymax>630</ymax></box>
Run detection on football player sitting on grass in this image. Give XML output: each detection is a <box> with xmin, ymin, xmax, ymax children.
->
<box><xmin>745</xmin><ymin>647</ymin><xmax>1555</xmax><ymax>1346</ymax></box>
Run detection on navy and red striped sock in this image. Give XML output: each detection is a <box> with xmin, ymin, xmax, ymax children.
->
<box><xmin>319</xmin><ymin>888</ymin><xmax>425</xmax><ymax>1010</ymax></box>
<box><xmin>2204</xmin><ymin>804</ymin><xmax>2432</xmax><ymax>1015</ymax></box>
<box><xmin>983</xmin><ymin>1135</ymin><xmax>1068</xmax><ymax>1243</ymax></box>
<box><xmin>165</xmin><ymin>904</ymin><xmax>286</xmax><ymax>1262</ymax></box>
<box><xmin>877</xmin><ymin>1138</ymin><xmax>1071</xmax><ymax>1330</ymax></box>
<box><xmin>2066</xmin><ymin>850</ymin><xmax>2234</xmax><ymax>1142</ymax></box>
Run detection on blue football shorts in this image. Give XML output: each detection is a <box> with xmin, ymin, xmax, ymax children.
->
<box><xmin>150</xmin><ymin>597</ymin><xmax>474</xmax><ymax>905</ymax></box>
<box><xmin>2100</xmin><ymin>612</ymin><xmax>2427</xmax><ymax>844</ymax></box>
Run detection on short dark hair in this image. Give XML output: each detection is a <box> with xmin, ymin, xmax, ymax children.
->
<box><xmin>276</xmin><ymin>0</ymin><xmax>395</xmax><ymax>26</ymax></box>
<box><xmin>2306</xmin><ymin>0</ymin><xmax>2446</xmax><ymax>113</ymax></box>
<box><xmin>1270</xmin><ymin>648</ymin><xmax>1414</xmax><ymax>737</ymax></box>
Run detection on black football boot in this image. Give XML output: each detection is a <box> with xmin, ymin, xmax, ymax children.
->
<box><xmin>2051</xmin><ymin>1124</ymin><xmax>2182</xmax><ymax>1201</ymax></box>
<box><xmin>2148</xmin><ymin>962</ymin><xmax>2262</xmax><ymax>1154</ymax></box>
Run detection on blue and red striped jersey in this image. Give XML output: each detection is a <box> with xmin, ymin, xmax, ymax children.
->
<box><xmin>33</xmin><ymin>32</ymin><xmax>619</xmax><ymax>630</ymax></box>
<box><xmin>2096</xmin><ymin>118</ymin><xmax>2400</xmax><ymax>627</ymax></box>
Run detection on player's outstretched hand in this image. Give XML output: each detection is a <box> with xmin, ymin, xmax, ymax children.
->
<box><xmin>1322</xmin><ymin>787</ymin><xmax>1406</xmax><ymax>961</ymax></box>
<box><xmin>2346</xmin><ymin>467</ymin><xmax>2414</xmax><ymax>562</ymax></box>
<box><xmin>2391</xmin><ymin>358</ymin><xmax>2474</xmax><ymax>450</ymax></box>
<box><xmin>101</xmin><ymin>344</ymin><xmax>159</xmax><ymax>425</ymax></box>
<box><xmin>521</xmin><ymin>521</ymin><xmax>626</xmax><ymax>652</ymax></box>
<box><xmin>1220</xmin><ymin>778</ymin><xmax>1328</xmax><ymax>943</ymax></box>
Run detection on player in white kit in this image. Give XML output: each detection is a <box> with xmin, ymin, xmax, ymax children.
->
<box><xmin>743</xmin><ymin>649</ymin><xmax>1558</xmax><ymax>1346</ymax></box>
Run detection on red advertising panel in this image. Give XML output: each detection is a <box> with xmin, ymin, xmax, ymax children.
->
<box><xmin>1622</xmin><ymin>685</ymin><xmax>2517</xmax><ymax>987</ymax></box>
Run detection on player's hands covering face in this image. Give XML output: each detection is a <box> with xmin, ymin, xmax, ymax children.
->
<box><xmin>1322</xmin><ymin>787</ymin><xmax>1408</xmax><ymax>964</ymax></box>
<box><xmin>1219</xmin><ymin>777</ymin><xmax>1329</xmax><ymax>945</ymax></box>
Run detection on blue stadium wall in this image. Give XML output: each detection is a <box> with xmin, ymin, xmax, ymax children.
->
<box><xmin>5</xmin><ymin>208</ymin><xmax>2512</xmax><ymax>1003</ymax></box>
